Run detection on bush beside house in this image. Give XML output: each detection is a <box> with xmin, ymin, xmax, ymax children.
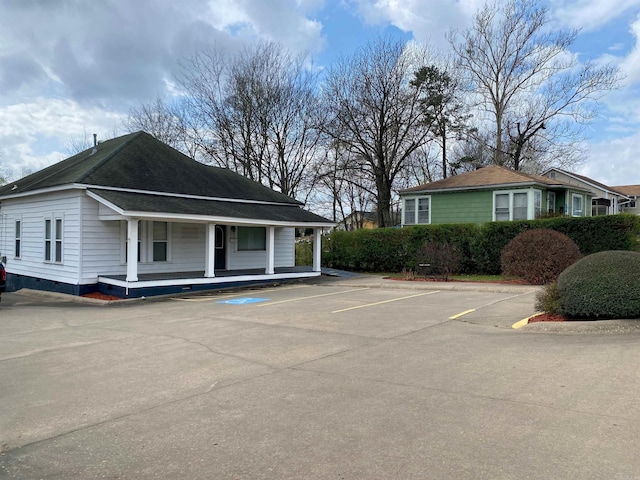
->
<box><xmin>323</xmin><ymin>214</ymin><xmax>640</xmax><ymax>275</ymax></box>
<box><xmin>501</xmin><ymin>229</ymin><xmax>583</xmax><ymax>285</ymax></box>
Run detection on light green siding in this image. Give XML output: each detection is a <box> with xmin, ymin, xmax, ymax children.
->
<box><xmin>430</xmin><ymin>190</ymin><xmax>493</xmax><ymax>224</ymax></box>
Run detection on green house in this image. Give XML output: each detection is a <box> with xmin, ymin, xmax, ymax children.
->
<box><xmin>399</xmin><ymin>165</ymin><xmax>592</xmax><ymax>225</ymax></box>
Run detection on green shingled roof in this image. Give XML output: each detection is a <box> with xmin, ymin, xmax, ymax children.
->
<box><xmin>0</xmin><ymin>131</ymin><xmax>301</xmax><ymax>205</ymax></box>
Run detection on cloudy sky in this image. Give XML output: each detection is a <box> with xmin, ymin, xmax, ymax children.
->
<box><xmin>1</xmin><ymin>0</ymin><xmax>640</xmax><ymax>187</ymax></box>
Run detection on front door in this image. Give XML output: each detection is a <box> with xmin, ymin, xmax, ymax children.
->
<box><xmin>215</xmin><ymin>225</ymin><xmax>226</xmax><ymax>270</ymax></box>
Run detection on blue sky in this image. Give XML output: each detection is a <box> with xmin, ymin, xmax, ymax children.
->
<box><xmin>1</xmin><ymin>0</ymin><xmax>640</xmax><ymax>187</ymax></box>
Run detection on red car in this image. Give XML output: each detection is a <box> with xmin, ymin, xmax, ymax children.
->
<box><xmin>0</xmin><ymin>262</ymin><xmax>5</xmax><ymax>301</ymax></box>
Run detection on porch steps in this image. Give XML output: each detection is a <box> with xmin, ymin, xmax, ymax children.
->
<box><xmin>321</xmin><ymin>267</ymin><xmax>361</xmax><ymax>278</ymax></box>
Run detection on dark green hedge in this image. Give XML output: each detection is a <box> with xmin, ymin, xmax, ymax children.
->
<box><xmin>557</xmin><ymin>250</ymin><xmax>640</xmax><ymax>319</ymax></box>
<box><xmin>322</xmin><ymin>214</ymin><xmax>640</xmax><ymax>275</ymax></box>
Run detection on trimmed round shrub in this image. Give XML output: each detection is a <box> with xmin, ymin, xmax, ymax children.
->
<box><xmin>501</xmin><ymin>229</ymin><xmax>582</xmax><ymax>285</ymax></box>
<box><xmin>557</xmin><ymin>250</ymin><xmax>640</xmax><ymax>319</ymax></box>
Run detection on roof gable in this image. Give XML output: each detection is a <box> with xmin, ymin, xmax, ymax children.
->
<box><xmin>544</xmin><ymin>168</ymin><xmax>626</xmax><ymax>197</ymax></box>
<box><xmin>399</xmin><ymin>165</ymin><xmax>566</xmax><ymax>194</ymax></box>
<box><xmin>0</xmin><ymin>131</ymin><xmax>300</xmax><ymax>205</ymax></box>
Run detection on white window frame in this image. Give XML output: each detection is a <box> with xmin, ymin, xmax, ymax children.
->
<box><xmin>150</xmin><ymin>221</ymin><xmax>171</xmax><ymax>262</ymax></box>
<box><xmin>402</xmin><ymin>196</ymin><xmax>431</xmax><ymax>225</ymax></box>
<box><xmin>44</xmin><ymin>215</ymin><xmax>63</xmax><ymax>264</ymax></box>
<box><xmin>14</xmin><ymin>218</ymin><xmax>22</xmax><ymax>259</ymax></box>
<box><xmin>120</xmin><ymin>221</ymin><xmax>174</xmax><ymax>264</ymax></box>
<box><xmin>492</xmin><ymin>190</ymin><xmax>540</xmax><ymax>221</ymax></box>
<box><xmin>571</xmin><ymin>193</ymin><xmax>584</xmax><ymax>217</ymax></box>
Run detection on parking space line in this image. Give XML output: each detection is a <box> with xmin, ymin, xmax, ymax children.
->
<box><xmin>257</xmin><ymin>288</ymin><xmax>369</xmax><ymax>307</ymax></box>
<box><xmin>171</xmin><ymin>284</ymin><xmax>310</xmax><ymax>302</ymax></box>
<box><xmin>331</xmin><ymin>290</ymin><xmax>440</xmax><ymax>313</ymax></box>
<box><xmin>449</xmin><ymin>309</ymin><xmax>476</xmax><ymax>320</ymax></box>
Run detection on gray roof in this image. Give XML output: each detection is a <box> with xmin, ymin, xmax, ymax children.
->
<box><xmin>0</xmin><ymin>131</ymin><xmax>300</xmax><ymax>205</ymax></box>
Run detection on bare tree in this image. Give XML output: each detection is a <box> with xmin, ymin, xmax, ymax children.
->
<box><xmin>123</xmin><ymin>97</ymin><xmax>199</xmax><ymax>158</ymax></box>
<box><xmin>448</xmin><ymin>0</ymin><xmax>621</xmax><ymax>170</ymax></box>
<box><xmin>321</xmin><ymin>37</ymin><xmax>434</xmax><ymax>227</ymax></box>
<box><xmin>173</xmin><ymin>42</ymin><xmax>322</xmax><ymax>201</ymax></box>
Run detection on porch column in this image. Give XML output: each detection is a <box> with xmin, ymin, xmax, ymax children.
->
<box><xmin>126</xmin><ymin>218</ymin><xmax>139</xmax><ymax>282</ymax></box>
<box><xmin>313</xmin><ymin>228</ymin><xmax>322</xmax><ymax>272</ymax></box>
<box><xmin>265</xmin><ymin>226</ymin><xmax>275</xmax><ymax>275</ymax></box>
<box><xmin>205</xmin><ymin>223</ymin><xmax>216</xmax><ymax>278</ymax></box>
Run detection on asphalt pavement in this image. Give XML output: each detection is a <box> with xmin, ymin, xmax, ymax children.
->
<box><xmin>1</xmin><ymin>277</ymin><xmax>640</xmax><ymax>479</ymax></box>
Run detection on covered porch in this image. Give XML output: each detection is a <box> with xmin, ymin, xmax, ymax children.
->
<box><xmin>98</xmin><ymin>266</ymin><xmax>319</xmax><ymax>298</ymax></box>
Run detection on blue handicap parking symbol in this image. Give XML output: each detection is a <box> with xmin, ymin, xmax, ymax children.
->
<box><xmin>217</xmin><ymin>297</ymin><xmax>270</xmax><ymax>305</ymax></box>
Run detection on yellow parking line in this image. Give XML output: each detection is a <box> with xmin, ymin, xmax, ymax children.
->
<box><xmin>332</xmin><ymin>290</ymin><xmax>440</xmax><ymax>314</ymax></box>
<box><xmin>257</xmin><ymin>288</ymin><xmax>369</xmax><ymax>307</ymax></box>
<box><xmin>512</xmin><ymin>313</ymin><xmax>539</xmax><ymax>329</ymax></box>
<box><xmin>449</xmin><ymin>309</ymin><xmax>476</xmax><ymax>320</ymax></box>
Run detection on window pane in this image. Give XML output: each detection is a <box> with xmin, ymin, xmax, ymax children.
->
<box><xmin>45</xmin><ymin>240</ymin><xmax>51</xmax><ymax>261</ymax></box>
<box><xmin>572</xmin><ymin>195</ymin><xmax>583</xmax><ymax>216</ymax></box>
<box><xmin>534</xmin><ymin>191</ymin><xmax>541</xmax><ymax>218</ymax></box>
<box><xmin>238</xmin><ymin>227</ymin><xmax>266</xmax><ymax>251</ymax></box>
<box><xmin>417</xmin><ymin>198</ymin><xmax>430</xmax><ymax>224</ymax></box>
<box><xmin>215</xmin><ymin>226</ymin><xmax>224</xmax><ymax>249</ymax></box>
<box><xmin>404</xmin><ymin>199</ymin><xmax>416</xmax><ymax>224</ymax></box>
<box><xmin>45</xmin><ymin>220</ymin><xmax>51</xmax><ymax>240</ymax></box>
<box><xmin>513</xmin><ymin>193</ymin><xmax>528</xmax><ymax>220</ymax></box>
<box><xmin>15</xmin><ymin>239</ymin><xmax>20</xmax><ymax>258</ymax></box>
<box><xmin>15</xmin><ymin>220</ymin><xmax>21</xmax><ymax>238</ymax></box>
<box><xmin>153</xmin><ymin>242</ymin><xmax>167</xmax><ymax>261</ymax></box>
<box><xmin>55</xmin><ymin>241</ymin><xmax>62</xmax><ymax>262</ymax></box>
<box><xmin>153</xmin><ymin>222</ymin><xmax>167</xmax><ymax>241</ymax></box>
<box><xmin>55</xmin><ymin>219</ymin><xmax>62</xmax><ymax>240</ymax></box>
<box><xmin>495</xmin><ymin>194</ymin><xmax>509</xmax><ymax>221</ymax></box>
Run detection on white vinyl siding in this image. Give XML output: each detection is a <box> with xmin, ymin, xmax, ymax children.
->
<box><xmin>402</xmin><ymin>196</ymin><xmax>431</xmax><ymax>225</ymax></box>
<box><xmin>0</xmin><ymin>191</ymin><xmax>80</xmax><ymax>285</ymax></box>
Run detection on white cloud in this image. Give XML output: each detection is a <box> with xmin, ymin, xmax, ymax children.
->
<box><xmin>345</xmin><ymin>0</ymin><xmax>480</xmax><ymax>48</ymax></box>
<box><xmin>578</xmin><ymin>131</ymin><xmax>640</xmax><ymax>185</ymax></box>
<box><xmin>0</xmin><ymin>98</ymin><xmax>124</xmax><ymax>181</ymax></box>
<box><xmin>551</xmin><ymin>0</ymin><xmax>640</xmax><ymax>32</ymax></box>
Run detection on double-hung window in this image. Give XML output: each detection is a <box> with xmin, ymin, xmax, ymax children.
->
<box><xmin>403</xmin><ymin>196</ymin><xmax>430</xmax><ymax>225</ymax></box>
<box><xmin>15</xmin><ymin>220</ymin><xmax>21</xmax><ymax>258</ymax></box>
<box><xmin>45</xmin><ymin>217</ymin><xmax>63</xmax><ymax>263</ymax></box>
<box><xmin>152</xmin><ymin>222</ymin><xmax>168</xmax><ymax>262</ymax></box>
<box><xmin>493</xmin><ymin>190</ymin><xmax>540</xmax><ymax>221</ymax></box>
<box><xmin>404</xmin><ymin>199</ymin><xmax>416</xmax><ymax>225</ymax></box>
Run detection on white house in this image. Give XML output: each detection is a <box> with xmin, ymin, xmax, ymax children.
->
<box><xmin>0</xmin><ymin>131</ymin><xmax>333</xmax><ymax>298</ymax></box>
<box><xmin>543</xmin><ymin>168</ymin><xmax>629</xmax><ymax>216</ymax></box>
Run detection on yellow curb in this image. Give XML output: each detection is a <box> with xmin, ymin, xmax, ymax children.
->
<box><xmin>512</xmin><ymin>313</ymin><xmax>541</xmax><ymax>329</ymax></box>
<box><xmin>449</xmin><ymin>309</ymin><xmax>476</xmax><ymax>320</ymax></box>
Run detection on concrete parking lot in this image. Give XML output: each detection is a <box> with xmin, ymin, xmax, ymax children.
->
<box><xmin>2</xmin><ymin>276</ymin><xmax>640</xmax><ymax>479</ymax></box>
